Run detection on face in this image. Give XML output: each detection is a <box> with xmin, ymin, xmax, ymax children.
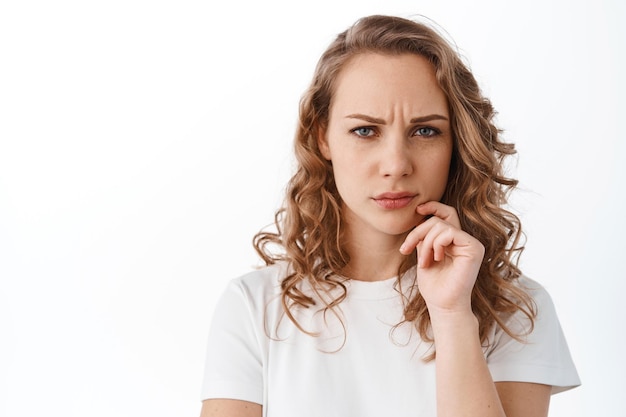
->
<box><xmin>319</xmin><ymin>52</ymin><xmax>453</xmax><ymax>243</ymax></box>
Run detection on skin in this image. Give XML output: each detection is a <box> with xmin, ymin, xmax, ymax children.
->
<box><xmin>200</xmin><ymin>52</ymin><xmax>552</xmax><ymax>417</ymax></box>
<box><xmin>200</xmin><ymin>400</ymin><xmax>261</xmax><ymax>417</ymax></box>
<box><xmin>320</xmin><ymin>52</ymin><xmax>453</xmax><ymax>282</ymax></box>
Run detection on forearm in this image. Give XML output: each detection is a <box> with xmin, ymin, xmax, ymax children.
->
<box><xmin>431</xmin><ymin>311</ymin><xmax>505</xmax><ymax>417</ymax></box>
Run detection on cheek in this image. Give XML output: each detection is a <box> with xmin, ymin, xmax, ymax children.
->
<box><xmin>330</xmin><ymin>158</ymin><xmax>354</xmax><ymax>189</ymax></box>
<box><xmin>426</xmin><ymin>149</ymin><xmax>453</xmax><ymax>195</ymax></box>
<box><xmin>329</xmin><ymin>154</ymin><xmax>367</xmax><ymax>198</ymax></box>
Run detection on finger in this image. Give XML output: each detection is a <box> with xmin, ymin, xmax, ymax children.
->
<box><xmin>400</xmin><ymin>215</ymin><xmax>451</xmax><ymax>255</ymax></box>
<box><xmin>431</xmin><ymin>228</ymin><xmax>456</xmax><ymax>262</ymax></box>
<box><xmin>400</xmin><ymin>218</ymin><xmax>434</xmax><ymax>255</ymax></box>
<box><xmin>417</xmin><ymin>222</ymin><xmax>455</xmax><ymax>267</ymax></box>
<box><xmin>416</xmin><ymin>241</ymin><xmax>432</xmax><ymax>268</ymax></box>
<box><xmin>416</xmin><ymin>201</ymin><xmax>461</xmax><ymax>228</ymax></box>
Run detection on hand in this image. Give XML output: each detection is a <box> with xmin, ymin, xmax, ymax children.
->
<box><xmin>399</xmin><ymin>201</ymin><xmax>485</xmax><ymax>316</ymax></box>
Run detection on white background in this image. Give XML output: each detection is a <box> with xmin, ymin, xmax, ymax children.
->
<box><xmin>1</xmin><ymin>0</ymin><xmax>624</xmax><ymax>416</ymax></box>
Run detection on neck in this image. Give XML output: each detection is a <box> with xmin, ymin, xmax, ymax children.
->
<box><xmin>341</xmin><ymin>232</ymin><xmax>411</xmax><ymax>282</ymax></box>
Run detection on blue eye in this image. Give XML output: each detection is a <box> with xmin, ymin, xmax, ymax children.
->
<box><xmin>414</xmin><ymin>127</ymin><xmax>440</xmax><ymax>137</ymax></box>
<box><xmin>351</xmin><ymin>127</ymin><xmax>376</xmax><ymax>137</ymax></box>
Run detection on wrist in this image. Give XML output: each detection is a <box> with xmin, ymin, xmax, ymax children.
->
<box><xmin>429</xmin><ymin>308</ymin><xmax>479</xmax><ymax>339</ymax></box>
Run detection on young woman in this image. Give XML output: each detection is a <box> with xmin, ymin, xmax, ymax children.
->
<box><xmin>200</xmin><ymin>15</ymin><xmax>580</xmax><ymax>417</ymax></box>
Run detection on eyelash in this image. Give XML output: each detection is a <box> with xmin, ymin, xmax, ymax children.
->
<box><xmin>350</xmin><ymin>126</ymin><xmax>377</xmax><ymax>137</ymax></box>
<box><xmin>413</xmin><ymin>126</ymin><xmax>441</xmax><ymax>137</ymax></box>
<box><xmin>349</xmin><ymin>126</ymin><xmax>441</xmax><ymax>138</ymax></box>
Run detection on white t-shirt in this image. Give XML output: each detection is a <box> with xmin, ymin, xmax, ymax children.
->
<box><xmin>201</xmin><ymin>262</ymin><xmax>580</xmax><ymax>416</ymax></box>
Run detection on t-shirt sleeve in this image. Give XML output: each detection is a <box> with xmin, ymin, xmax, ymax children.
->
<box><xmin>486</xmin><ymin>279</ymin><xmax>581</xmax><ymax>394</ymax></box>
<box><xmin>201</xmin><ymin>279</ymin><xmax>264</xmax><ymax>404</ymax></box>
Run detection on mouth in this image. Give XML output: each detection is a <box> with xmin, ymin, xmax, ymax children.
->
<box><xmin>372</xmin><ymin>192</ymin><xmax>416</xmax><ymax>210</ymax></box>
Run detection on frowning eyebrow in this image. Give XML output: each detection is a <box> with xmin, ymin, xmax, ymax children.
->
<box><xmin>345</xmin><ymin>113</ymin><xmax>449</xmax><ymax>124</ymax></box>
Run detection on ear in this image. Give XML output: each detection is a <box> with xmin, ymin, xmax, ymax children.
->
<box><xmin>317</xmin><ymin>128</ymin><xmax>331</xmax><ymax>160</ymax></box>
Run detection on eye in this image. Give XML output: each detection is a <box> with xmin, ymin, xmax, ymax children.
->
<box><xmin>350</xmin><ymin>126</ymin><xmax>377</xmax><ymax>138</ymax></box>
<box><xmin>413</xmin><ymin>126</ymin><xmax>441</xmax><ymax>137</ymax></box>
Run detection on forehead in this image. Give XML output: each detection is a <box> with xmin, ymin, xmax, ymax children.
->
<box><xmin>330</xmin><ymin>52</ymin><xmax>449</xmax><ymax>117</ymax></box>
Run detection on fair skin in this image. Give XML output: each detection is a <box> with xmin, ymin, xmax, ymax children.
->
<box><xmin>201</xmin><ymin>52</ymin><xmax>552</xmax><ymax>417</ymax></box>
<box><xmin>321</xmin><ymin>52</ymin><xmax>453</xmax><ymax>283</ymax></box>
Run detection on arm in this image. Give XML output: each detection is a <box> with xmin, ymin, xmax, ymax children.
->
<box><xmin>429</xmin><ymin>311</ymin><xmax>505</xmax><ymax>416</ymax></box>
<box><xmin>401</xmin><ymin>201</ymin><xmax>552</xmax><ymax>417</ymax></box>
<box><xmin>200</xmin><ymin>399</ymin><xmax>262</xmax><ymax>417</ymax></box>
<box><xmin>200</xmin><ymin>279</ymin><xmax>265</xmax><ymax>417</ymax></box>
<box><xmin>429</xmin><ymin>310</ymin><xmax>550</xmax><ymax>417</ymax></box>
<box><xmin>496</xmin><ymin>382</ymin><xmax>551</xmax><ymax>417</ymax></box>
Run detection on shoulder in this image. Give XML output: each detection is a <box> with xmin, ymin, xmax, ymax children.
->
<box><xmin>487</xmin><ymin>274</ymin><xmax>581</xmax><ymax>392</ymax></box>
<box><xmin>232</xmin><ymin>262</ymin><xmax>286</xmax><ymax>287</ymax></box>
<box><xmin>208</xmin><ymin>262</ymin><xmax>290</xmax><ymax>338</ymax></box>
<box><xmin>514</xmin><ymin>275</ymin><xmax>557</xmax><ymax>318</ymax></box>
<box><xmin>492</xmin><ymin>275</ymin><xmax>558</xmax><ymax>338</ymax></box>
<box><xmin>222</xmin><ymin>262</ymin><xmax>289</xmax><ymax>309</ymax></box>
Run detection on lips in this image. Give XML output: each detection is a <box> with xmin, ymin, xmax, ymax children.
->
<box><xmin>372</xmin><ymin>192</ymin><xmax>416</xmax><ymax>209</ymax></box>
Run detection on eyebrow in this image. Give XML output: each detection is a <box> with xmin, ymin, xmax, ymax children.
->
<box><xmin>345</xmin><ymin>113</ymin><xmax>449</xmax><ymax>124</ymax></box>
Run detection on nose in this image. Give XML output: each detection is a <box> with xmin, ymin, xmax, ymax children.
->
<box><xmin>379</xmin><ymin>133</ymin><xmax>413</xmax><ymax>178</ymax></box>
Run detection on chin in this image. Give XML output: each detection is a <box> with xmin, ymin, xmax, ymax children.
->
<box><xmin>377</xmin><ymin>219</ymin><xmax>418</xmax><ymax>237</ymax></box>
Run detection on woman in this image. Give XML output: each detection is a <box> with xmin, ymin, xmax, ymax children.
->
<box><xmin>200</xmin><ymin>15</ymin><xmax>580</xmax><ymax>417</ymax></box>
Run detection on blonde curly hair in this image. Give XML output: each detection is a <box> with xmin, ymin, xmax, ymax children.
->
<box><xmin>254</xmin><ymin>14</ymin><xmax>535</xmax><ymax>352</ymax></box>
